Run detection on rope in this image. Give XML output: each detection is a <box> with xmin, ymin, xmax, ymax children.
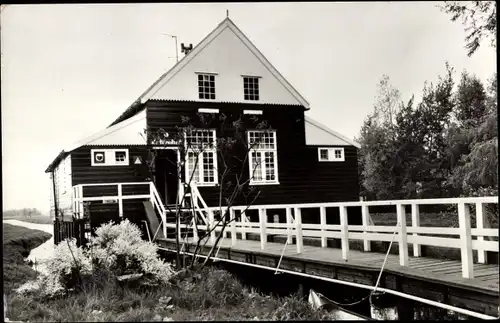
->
<box><xmin>311</xmin><ymin>221</ymin><xmax>400</xmax><ymax>308</ymax></box>
<box><xmin>274</xmin><ymin>238</ymin><xmax>289</xmax><ymax>275</ymax></box>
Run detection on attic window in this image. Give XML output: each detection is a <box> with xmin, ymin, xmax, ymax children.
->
<box><xmin>198</xmin><ymin>74</ymin><xmax>216</xmax><ymax>100</ymax></box>
<box><xmin>318</xmin><ymin>147</ymin><xmax>345</xmax><ymax>162</ymax></box>
<box><xmin>243</xmin><ymin>77</ymin><xmax>260</xmax><ymax>101</ymax></box>
<box><xmin>115</xmin><ymin>151</ymin><xmax>127</xmax><ymax>163</ymax></box>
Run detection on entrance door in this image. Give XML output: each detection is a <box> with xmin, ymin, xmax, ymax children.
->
<box><xmin>154</xmin><ymin>149</ymin><xmax>179</xmax><ymax>206</ymax></box>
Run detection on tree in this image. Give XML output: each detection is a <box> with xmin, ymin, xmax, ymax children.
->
<box><xmin>453</xmin><ymin>70</ymin><xmax>488</xmax><ymax>127</ymax></box>
<box><xmin>439</xmin><ymin>1</ymin><xmax>497</xmax><ymax>56</ymax></box>
<box><xmin>356</xmin><ymin>75</ymin><xmax>402</xmax><ymax>200</ymax></box>
<box><xmin>143</xmin><ymin>111</ymin><xmax>271</xmax><ymax>270</ymax></box>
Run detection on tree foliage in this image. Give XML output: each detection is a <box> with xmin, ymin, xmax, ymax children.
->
<box><xmin>439</xmin><ymin>1</ymin><xmax>497</xmax><ymax>56</ymax></box>
<box><xmin>358</xmin><ymin>67</ymin><xmax>497</xmax><ymax>201</ymax></box>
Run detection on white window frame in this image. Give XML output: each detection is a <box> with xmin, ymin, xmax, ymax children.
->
<box><xmin>247</xmin><ymin>130</ymin><xmax>279</xmax><ymax>185</ymax></box>
<box><xmin>243</xmin><ymin>76</ymin><xmax>260</xmax><ymax>101</ymax></box>
<box><xmin>184</xmin><ymin>129</ymin><xmax>218</xmax><ymax>186</ymax></box>
<box><xmin>197</xmin><ymin>73</ymin><xmax>216</xmax><ymax>100</ymax></box>
<box><xmin>91</xmin><ymin>149</ymin><xmax>130</xmax><ymax>166</ymax></box>
<box><xmin>317</xmin><ymin>147</ymin><xmax>345</xmax><ymax>162</ymax></box>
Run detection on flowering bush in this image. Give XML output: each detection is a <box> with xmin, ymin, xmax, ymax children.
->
<box><xmin>16</xmin><ymin>220</ymin><xmax>173</xmax><ymax>298</ymax></box>
<box><xmin>89</xmin><ymin>219</ymin><xmax>174</xmax><ymax>286</ymax></box>
<box><xmin>16</xmin><ymin>239</ymin><xmax>92</xmax><ymax>298</ymax></box>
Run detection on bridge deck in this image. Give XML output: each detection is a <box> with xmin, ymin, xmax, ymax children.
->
<box><xmin>159</xmin><ymin>237</ymin><xmax>499</xmax><ymax>295</ymax></box>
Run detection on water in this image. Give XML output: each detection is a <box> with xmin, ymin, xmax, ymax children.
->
<box><xmin>3</xmin><ymin>219</ymin><xmax>54</xmax><ymax>275</ymax></box>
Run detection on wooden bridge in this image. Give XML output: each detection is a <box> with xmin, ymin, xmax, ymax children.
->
<box><xmin>71</xmin><ymin>182</ymin><xmax>499</xmax><ymax>319</ymax></box>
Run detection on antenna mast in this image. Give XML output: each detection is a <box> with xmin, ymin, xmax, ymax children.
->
<box><xmin>162</xmin><ymin>33</ymin><xmax>179</xmax><ymax>62</ymax></box>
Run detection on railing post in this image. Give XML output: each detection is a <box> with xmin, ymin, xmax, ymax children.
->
<box><xmin>192</xmin><ymin>212</ymin><xmax>198</xmax><ymax>243</ymax></box>
<box><xmin>286</xmin><ymin>208</ymin><xmax>293</xmax><ymax>244</ymax></box>
<box><xmin>411</xmin><ymin>203</ymin><xmax>421</xmax><ymax>257</ymax></box>
<box><xmin>241</xmin><ymin>211</ymin><xmax>247</xmax><ymax>240</ymax></box>
<box><xmin>361</xmin><ymin>204</ymin><xmax>371</xmax><ymax>252</ymax></box>
<box><xmin>259</xmin><ymin>208</ymin><xmax>267</xmax><ymax>250</ymax></box>
<box><xmin>294</xmin><ymin>207</ymin><xmax>303</xmax><ymax>254</ymax></box>
<box><xmin>208</xmin><ymin>210</ymin><xmax>216</xmax><ymax>245</ymax></box>
<box><xmin>118</xmin><ymin>184</ymin><xmax>123</xmax><ymax>218</ymax></box>
<box><xmin>339</xmin><ymin>205</ymin><xmax>349</xmax><ymax>261</ymax></box>
<box><xmin>458</xmin><ymin>202</ymin><xmax>474</xmax><ymax>279</ymax></box>
<box><xmin>230</xmin><ymin>208</ymin><xmax>236</xmax><ymax>246</ymax></box>
<box><xmin>149</xmin><ymin>182</ymin><xmax>154</xmax><ymax>204</ymax></box>
<box><xmin>397</xmin><ymin>204</ymin><xmax>409</xmax><ymax>266</ymax></box>
<box><xmin>476</xmin><ymin>202</ymin><xmax>487</xmax><ymax>264</ymax></box>
<box><xmin>320</xmin><ymin>206</ymin><xmax>327</xmax><ymax>248</ymax></box>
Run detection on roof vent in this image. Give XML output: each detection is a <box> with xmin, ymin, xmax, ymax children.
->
<box><xmin>181</xmin><ymin>43</ymin><xmax>193</xmax><ymax>55</ymax></box>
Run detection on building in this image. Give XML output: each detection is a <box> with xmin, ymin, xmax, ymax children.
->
<box><xmin>45</xmin><ymin>17</ymin><xmax>360</xmax><ymax>231</ymax></box>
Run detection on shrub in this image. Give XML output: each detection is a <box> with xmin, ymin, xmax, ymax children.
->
<box><xmin>89</xmin><ymin>219</ymin><xmax>174</xmax><ymax>286</ymax></box>
<box><xmin>16</xmin><ymin>239</ymin><xmax>92</xmax><ymax>298</ymax></box>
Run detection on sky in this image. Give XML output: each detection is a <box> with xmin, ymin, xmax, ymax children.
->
<box><xmin>1</xmin><ymin>2</ymin><xmax>497</xmax><ymax>213</ymax></box>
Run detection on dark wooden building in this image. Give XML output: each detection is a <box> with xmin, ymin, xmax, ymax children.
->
<box><xmin>45</xmin><ymin>17</ymin><xmax>360</xmax><ymax>231</ymax></box>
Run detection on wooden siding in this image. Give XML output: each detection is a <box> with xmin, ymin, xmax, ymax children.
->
<box><xmin>146</xmin><ymin>100</ymin><xmax>360</xmax><ymax>215</ymax></box>
<box><xmin>71</xmin><ymin>145</ymin><xmax>151</xmax><ymax>226</ymax></box>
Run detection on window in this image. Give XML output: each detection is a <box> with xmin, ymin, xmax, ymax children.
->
<box><xmin>243</xmin><ymin>77</ymin><xmax>260</xmax><ymax>101</ymax></box>
<box><xmin>184</xmin><ymin>129</ymin><xmax>218</xmax><ymax>186</ymax></box>
<box><xmin>317</xmin><ymin>147</ymin><xmax>345</xmax><ymax>162</ymax></box>
<box><xmin>198</xmin><ymin>74</ymin><xmax>216</xmax><ymax>100</ymax></box>
<box><xmin>248</xmin><ymin>130</ymin><xmax>279</xmax><ymax>184</ymax></box>
<box><xmin>91</xmin><ymin>149</ymin><xmax>130</xmax><ymax>166</ymax></box>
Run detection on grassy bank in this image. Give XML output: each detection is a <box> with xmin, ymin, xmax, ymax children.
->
<box><xmin>3</xmin><ymin>223</ymin><xmax>52</xmax><ymax>292</ymax></box>
<box><xmin>7</xmin><ymin>266</ymin><xmax>330</xmax><ymax>322</ymax></box>
<box><xmin>3</xmin><ymin>213</ymin><xmax>54</xmax><ymax>225</ymax></box>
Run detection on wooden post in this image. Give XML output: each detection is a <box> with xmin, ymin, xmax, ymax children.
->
<box><xmin>241</xmin><ymin>211</ymin><xmax>247</xmax><ymax>240</ymax></box>
<box><xmin>208</xmin><ymin>210</ymin><xmax>216</xmax><ymax>245</ymax></box>
<box><xmin>259</xmin><ymin>208</ymin><xmax>267</xmax><ymax>250</ymax></box>
<box><xmin>118</xmin><ymin>184</ymin><xmax>123</xmax><ymax>218</ymax></box>
<box><xmin>396</xmin><ymin>204</ymin><xmax>409</xmax><ymax>266</ymax></box>
<box><xmin>476</xmin><ymin>202</ymin><xmax>487</xmax><ymax>264</ymax></box>
<box><xmin>361</xmin><ymin>204</ymin><xmax>371</xmax><ymax>251</ymax></box>
<box><xmin>294</xmin><ymin>207</ymin><xmax>303</xmax><ymax>254</ymax></box>
<box><xmin>458</xmin><ymin>202</ymin><xmax>474</xmax><ymax>279</ymax></box>
<box><xmin>320</xmin><ymin>206</ymin><xmax>327</xmax><ymax>248</ymax></box>
<box><xmin>230</xmin><ymin>208</ymin><xmax>236</xmax><ymax>246</ymax></box>
<box><xmin>286</xmin><ymin>208</ymin><xmax>293</xmax><ymax>244</ymax></box>
<box><xmin>411</xmin><ymin>203</ymin><xmax>421</xmax><ymax>257</ymax></box>
<box><xmin>192</xmin><ymin>215</ymin><xmax>198</xmax><ymax>243</ymax></box>
<box><xmin>339</xmin><ymin>205</ymin><xmax>349</xmax><ymax>261</ymax></box>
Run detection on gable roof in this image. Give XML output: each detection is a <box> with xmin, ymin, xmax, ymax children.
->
<box><xmin>304</xmin><ymin>115</ymin><xmax>361</xmax><ymax>148</ymax></box>
<box><xmin>45</xmin><ymin>110</ymin><xmax>147</xmax><ymax>172</ymax></box>
<box><xmin>108</xmin><ymin>17</ymin><xmax>310</xmax><ymax>127</ymax></box>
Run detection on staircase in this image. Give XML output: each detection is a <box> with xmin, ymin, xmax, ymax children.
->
<box><xmin>145</xmin><ymin>181</ymin><xmax>210</xmax><ymax>242</ymax></box>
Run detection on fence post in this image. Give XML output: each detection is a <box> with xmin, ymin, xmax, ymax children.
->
<box><xmin>294</xmin><ymin>207</ymin><xmax>303</xmax><ymax>254</ymax></box>
<box><xmin>320</xmin><ymin>206</ymin><xmax>327</xmax><ymax>248</ymax></box>
<box><xmin>411</xmin><ymin>203</ymin><xmax>421</xmax><ymax>257</ymax></box>
<box><xmin>286</xmin><ymin>208</ymin><xmax>293</xmax><ymax>244</ymax></box>
<box><xmin>118</xmin><ymin>184</ymin><xmax>123</xmax><ymax>218</ymax></box>
<box><xmin>458</xmin><ymin>202</ymin><xmax>474</xmax><ymax>279</ymax></box>
<box><xmin>339</xmin><ymin>205</ymin><xmax>349</xmax><ymax>261</ymax></box>
<box><xmin>241</xmin><ymin>211</ymin><xmax>247</xmax><ymax>240</ymax></box>
<box><xmin>230</xmin><ymin>208</ymin><xmax>236</xmax><ymax>246</ymax></box>
<box><xmin>476</xmin><ymin>202</ymin><xmax>487</xmax><ymax>264</ymax></box>
<box><xmin>259</xmin><ymin>208</ymin><xmax>267</xmax><ymax>250</ymax></box>
<box><xmin>361</xmin><ymin>204</ymin><xmax>371</xmax><ymax>252</ymax></box>
<box><xmin>397</xmin><ymin>204</ymin><xmax>409</xmax><ymax>266</ymax></box>
<box><xmin>208</xmin><ymin>210</ymin><xmax>216</xmax><ymax>245</ymax></box>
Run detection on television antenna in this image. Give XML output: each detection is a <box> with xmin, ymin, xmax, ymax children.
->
<box><xmin>162</xmin><ymin>33</ymin><xmax>178</xmax><ymax>62</ymax></box>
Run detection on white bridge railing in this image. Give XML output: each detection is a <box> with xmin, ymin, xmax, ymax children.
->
<box><xmin>172</xmin><ymin>196</ymin><xmax>498</xmax><ymax>279</ymax></box>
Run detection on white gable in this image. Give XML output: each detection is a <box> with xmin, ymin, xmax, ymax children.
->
<box><xmin>305</xmin><ymin>116</ymin><xmax>360</xmax><ymax>148</ymax></box>
<box><xmin>65</xmin><ymin>109</ymin><xmax>147</xmax><ymax>152</ymax></box>
<box><xmin>143</xmin><ymin>18</ymin><xmax>309</xmax><ymax>107</ymax></box>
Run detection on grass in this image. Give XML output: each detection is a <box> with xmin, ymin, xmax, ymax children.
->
<box><xmin>3</xmin><ymin>223</ymin><xmax>52</xmax><ymax>293</ymax></box>
<box><xmin>6</xmin><ymin>266</ymin><xmax>332</xmax><ymax>322</ymax></box>
<box><xmin>3</xmin><ymin>213</ymin><xmax>54</xmax><ymax>225</ymax></box>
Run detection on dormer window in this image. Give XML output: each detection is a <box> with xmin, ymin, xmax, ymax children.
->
<box><xmin>198</xmin><ymin>74</ymin><xmax>216</xmax><ymax>100</ymax></box>
<box><xmin>243</xmin><ymin>76</ymin><xmax>260</xmax><ymax>101</ymax></box>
